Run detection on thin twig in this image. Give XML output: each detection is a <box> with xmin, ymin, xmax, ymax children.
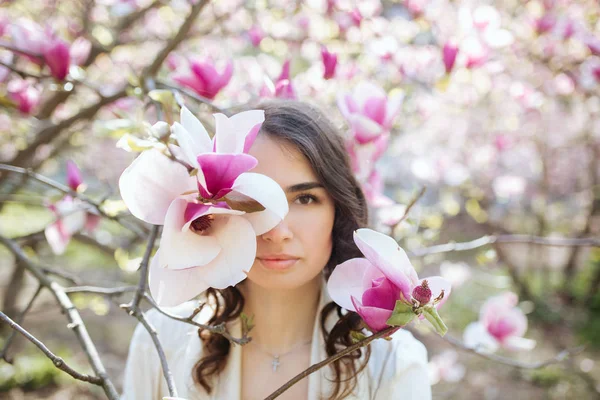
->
<box><xmin>129</xmin><ymin>225</ymin><xmax>160</xmax><ymax>311</ymax></box>
<box><xmin>0</xmin><ymin>311</ymin><xmax>105</xmax><ymax>385</ymax></box>
<box><xmin>141</xmin><ymin>293</ymin><xmax>250</xmax><ymax>345</ymax></box>
<box><xmin>64</xmin><ymin>285</ymin><xmax>138</xmax><ymax>296</ymax></box>
<box><xmin>264</xmin><ymin>326</ymin><xmax>397</xmax><ymax>400</ymax></box>
<box><xmin>0</xmin><ymin>164</ymin><xmax>147</xmax><ymax>239</ymax></box>
<box><xmin>0</xmin><ymin>285</ymin><xmax>43</xmax><ymax>364</ymax></box>
<box><xmin>391</xmin><ymin>186</ymin><xmax>426</xmax><ymax>230</ymax></box>
<box><xmin>442</xmin><ymin>334</ymin><xmax>585</xmax><ymax>369</ymax></box>
<box><xmin>0</xmin><ymin>234</ymin><xmax>119</xmax><ymax>399</ymax></box>
<box><xmin>142</xmin><ymin>0</ymin><xmax>209</xmax><ymax>78</ymax></box>
<box><xmin>409</xmin><ymin>234</ymin><xmax>600</xmax><ymax>257</ymax></box>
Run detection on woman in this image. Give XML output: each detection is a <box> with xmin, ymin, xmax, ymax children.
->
<box><xmin>121</xmin><ymin>101</ymin><xmax>432</xmax><ymax>400</ymax></box>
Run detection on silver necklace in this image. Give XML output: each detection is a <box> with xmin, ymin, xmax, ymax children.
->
<box><xmin>253</xmin><ymin>338</ymin><xmax>313</xmax><ymax>372</ymax></box>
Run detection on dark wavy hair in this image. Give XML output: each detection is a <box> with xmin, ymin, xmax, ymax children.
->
<box><xmin>192</xmin><ymin>100</ymin><xmax>370</xmax><ymax>400</ymax></box>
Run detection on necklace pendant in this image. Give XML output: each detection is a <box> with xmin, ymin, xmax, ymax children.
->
<box><xmin>272</xmin><ymin>355</ymin><xmax>280</xmax><ymax>372</ymax></box>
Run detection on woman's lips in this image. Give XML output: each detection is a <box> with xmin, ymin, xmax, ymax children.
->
<box><xmin>257</xmin><ymin>257</ymin><xmax>299</xmax><ymax>270</ymax></box>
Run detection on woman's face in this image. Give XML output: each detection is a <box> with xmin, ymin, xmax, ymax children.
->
<box><xmin>245</xmin><ymin>134</ymin><xmax>336</xmax><ymax>290</ymax></box>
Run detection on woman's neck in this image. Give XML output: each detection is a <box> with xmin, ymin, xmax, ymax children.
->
<box><xmin>239</xmin><ymin>275</ymin><xmax>322</xmax><ymax>354</ymax></box>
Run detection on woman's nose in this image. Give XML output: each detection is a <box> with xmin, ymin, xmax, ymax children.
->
<box><xmin>260</xmin><ymin>219</ymin><xmax>293</xmax><ymax>243</ymax></box>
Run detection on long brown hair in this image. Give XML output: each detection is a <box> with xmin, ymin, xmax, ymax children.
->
<box><xmin>193</xmin><ymin>100</ymin><xmax>370</xmax><ymax>399</ymax></box>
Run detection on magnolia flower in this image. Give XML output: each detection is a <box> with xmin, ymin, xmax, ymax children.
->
<box><xmin>260</xmin><ymin>60</ymin><xmax>297</xmax><ymax>100</ymax></box>
<box><xmin>328</xmin><ymin>229</ymin><xmax>451</xmax><ymax>333</ymax></box>
<box><xmin>428</xmin><ymin>350</ymin><xmax>465</xmax><ymax>385</ymax></box>
<box><xmin>321</xmin><ymin>45</ymin><xmax>337</xmax><ymax>80</ymax></box>
<box><xmin>43</xmin><ymin>36</ymin><xmax>70</xmax><ymax>80</ymax></box>
<box><xmin>45</xmin><ymin>161</ymin><xmax>100</xmax><ymax>255</ymax></box>
<box><xmin>7</xmin><ymin>79</ymin><xmax>41</xmax><ymax>114</ymax></box>
<box><xmin>70</xmin><ymin>36</ymin><xmax>92</xmax><ymax>66</ymax></box>
<box><xmin>337</xmin><ymin>82</ymin><xmax>403</xmax><ymax>144</ymax></box>
<box><xmin>172</xmin><ymin>58</ymin><xmax>233</xmax><ymax>100</ymax></box>
<box><xmin>119</xmin><ymin>107</ymin><xmax>288</xmax><ymax>306</ymax></box>
<box><xmin>442</xmin><ymin>40</ymin><xmax>459</xmax><ymax>74</ymax></box>
<box><xmin>463</xmin><ymin>292</ymin><xmax>536</xmax><ymax>352</ymax></box>
<box><xmin>9</xmin><ymin>21</ymin><xmax>46</xmax><ymax>64</ymax></box>
<box><xmin>247</xmin><ymin>25</ymin><xmax>264</xmax><ymax>48</ymax></box>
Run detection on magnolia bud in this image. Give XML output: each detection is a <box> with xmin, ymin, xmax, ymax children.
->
<box><xmin>412</xmin><ymin>280</ymin><xmax>432</xmax><ymax>304</ymax></box>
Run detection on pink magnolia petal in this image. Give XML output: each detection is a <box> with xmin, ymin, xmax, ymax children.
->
<box><xmin>361</xmin><ymin>277</ymin><xmax>400</xmax><ymax>310</ymax></box>
<box><xmin>84</xmin><ymin>213</ymin><xmax>101</xmax><ymax>232</ymax></box>
<box><xmin>148</xmin><ymin>249</ymin><xmax>211</xmax><ymax>307</ymax></box>
<box><xmin>351</xmin><ymin>296</ymin><xmax>394</xmax><ymax>332</ymax></box>
<box><xmin>353</xmin><ymin>229</ymin><xmax>417</xmax><ymax>301</ymax></box>
<box><xmin>182</xmin><ymin>203</ymin><xmax>244</xmax><ymax>231</ymax></box>
<box><xmin>418</xmin><ymin>276</ymin><xmax>452</xmax><ymax>307</ymax></box>
<box><xmin>348</xmin><ymin>115</ymin><xmax>385</xmax><ymax>144</ymax></box>
<box><xmin>327</xmin><ymin>258</ymin><xmax>374</xmax><ymax>311</ymax></box>
<box><xmin>173</xmin><ymin>74</ymin><xmax>207</xmax><ymax>97</ymax></box>
<box><xmin>361</xmin><ymin>262</ymin><xmax>386</xmax><ymax>292</ymax></box>
<box><xmin>353</xmin><ymin>81</ymin><xmax>386</xmax><ymax>110</ymax></box>
<box><xmin>196</xmin><ymin>153</ymin><xmax>258</xmax><ymax>198</ymax></box>
<box><xmin>243</xmin><ymin>122</ymin><xmax>262</xmax><ymax>153</ymax></box>
<box><xmin>213</xmin><ymin>110</ymin><xmax>265</xmax><ymax>154</ymax></box>
<box><xmin>119</xmin><ymin>149</ymin><xmax>197</xmax><ymax>225</ymax></box>
<box><xmin>159</xmin><ymin>198</ymin><xmax>221</xmax><ymax>270</ymax></box>
<box><xmin>195</xmin><ymin>214</ymin><xmax>256</xmax><ymax>289</ymax></box>
<box><xmin>383</xmin><ymin>92</ymin><xmax>404</xmax><ymax>129</ymax></box>
<box><xmin>66</xmin><ymin>160</ymin><xmax>82</xmax><ymax>191</ymax></box>
<box><xmin>227</xmin><ymin>172</ymin><xmax>289</xmax><ymax>234</ymax></box>
<box><xmin>363</xmin><ymin>97</ymin><xmax>387</xmax><ymax>125</ymax></box>
<box><xmin>44</xmin><ymin>39</ymin><xmax>70</xmax><ymax>81</ymax></box>
<box><xmin>45</xmin><ymin>221</ymin><xmax>70</xmax><ymax>255</ymax></box>
<box><xmin>336</xmin><ymin>93</ymin><xmax>358</xmax><ymax>119</ymax></box>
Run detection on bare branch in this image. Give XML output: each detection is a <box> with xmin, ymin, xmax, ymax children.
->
<box><xmin>409</xmin><ymin>234</ymin><xmax>600</xmax><ymax>257</ymax></box>
<box><xmin>0</xmin><ymin>311</ymin><xmax>105</xmax><ymax>385</ymax></box>
<box><xmin>1</xmin><ymin>285</ymin><xmax>43</xmax><ymax>364</ymax></box>
<box><xmin>141</xmin><ymin>293</ymin><xmax>250</xmax><ymax>346</ymax></box>
<box><xmin>265</xmin><ymin>326</ymin><xmax>397</xmax><ymax>399</ymax></box>
<box><xmin>442</xmin><ymin>334</ymin><xmax>585</xmax><ymax>369</ymax></box>
<box><xmin>391</xmin><ymin>186</ymin><xmax>426</xmax><ymax>231</ymax></box>
<box><xmin>128</xmin><ymin>225</ymin><xmax>160</xmax><ymax>312</ymax></box>
<box><xmin>143</xmin><ymin>0</ymin><xmax>209</xmax><ymax>78</ymax></box>
<box><xmin>64</xmin><ymin>285</ymin><xmax>138</xmax><ymax>296</ymax></box>
<box><xmin>0</xmin><ymin>234</ymin><xmax>119</xmax><ymax>399</ymax></box>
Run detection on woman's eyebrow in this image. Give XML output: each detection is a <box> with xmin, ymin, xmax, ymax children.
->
<box><xmin>286</xmin><ymin>182</ymin><xmax>324</xmax><ymax>192</ymax></box>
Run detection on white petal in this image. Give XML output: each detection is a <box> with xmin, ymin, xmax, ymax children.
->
<box><xmin>118</xmin><ymin>149</ymin><xmax>197</xmax><ymax>225</ymax></box>
<box><xmin>503</xmin><ymin>336</ymin><xmax>536</xmax><ymax>351</ymax></box>
<box><xmin>180</xmin><ymin>106</ymin><xmax>213</xmax><ymax>154</ymax></box>
<box><xmin>197</xmin><ymin>214</ymin><xmax>256</xmax><ymax>288</ymax></box>
<box><xmin>149</xmin><ymin>249</ymin><xmax>211</xmax><ymax>307</ymax></box>
<box><xmin>171</xmin><ymin>122</ymin><xmax>199</xmax><ymax>168</ymax></box>
<box><xmin>463</xmin><ymin>322</ymin><xmax>499</xmax><ymax>353</ymax></box>
<box><xmin>160</xmin><ymin>199</ymin><xmax>221</xmax><ymax>270</ymax></box>
<box><xmin>327</xmin><ymin>258</ymin><xmax>374</xmax><ymax>311</ymax></box>
<box><xmin>213</xmin><ymin>111</ymin><xmax>265</xmax><ymax>154</ymax></box>
<box><xmin>229</xmin><ymin>172</ymin><xmax>289</xmax><ymax>235</ymax></box>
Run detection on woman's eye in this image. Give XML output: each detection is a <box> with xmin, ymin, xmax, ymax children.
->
<box><xmin>294</xmin><ymin>194</ymin><xmax>317</xmax><ymax>205</ymax></box>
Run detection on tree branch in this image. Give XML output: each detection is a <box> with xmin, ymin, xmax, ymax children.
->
<box><xmin>142</xmin><ymin>0</ymin><xmax>209</xmax><ymax>78</ymax></box>
<box><xmin>0</xmin><ymin>311</ymin><xmax>105</xmax><ymax>385</ymax></box>
<box><xmin>264</xmin><ymin>326</ymin><xmax>397</xmax><ymax>400</ymax></box>
<box><xmin>0</xmin><ymin>234</ymin><xmax>119</xmax><ymax>399</ymax></box>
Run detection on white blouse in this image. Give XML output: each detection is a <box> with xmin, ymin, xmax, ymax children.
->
<box><xmin>121</xmin><ymin>284</ymin><xmax>432</xmax><ymax>400</ymax></box>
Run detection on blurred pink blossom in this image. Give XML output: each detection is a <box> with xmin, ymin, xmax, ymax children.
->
<box><xmin>43</xmin><ymin>37</ymin><xmax>70</xmax><ymax>80</ymax></box>
<box><xmin>9</xmin><ymin>20</ymin><xmax>46</xmax><ymax>64</ymax></box>
<box><xmin>172</xmin><ymin>58</ymin><xmax>233</xmax><ymax>100</ymax></box>
<box><xmin>0</xmin><ymin>51</ymin><xmax>13</xmax><ymax>82</ymax></box>
<box><xmin>7</xmin><ymin>78</ymin><xmax>41</xmax><ymax>114</ymax></box>
<box><xmin>69</xmin><ymin>36</ymin><xmax>91</xmax><ymax>66</ymax></box>
<box><xmin>247</xmin><ymin>25</ymin><xmax>264</xmax><ymax>47</ymax></box>
<box><xmin>463</xmin><ymin>292</ymin><xmax>536</xmax><ymax>352</ymax></box>
<box><xmin>337</xmin><ymin>81</ymin><xmax>403</xmax><ymax>144</ymax></box>
<box><xmin>260</xmin><ymin>60</ymin><xmax>297</xmax><ymax>100</ymax></box>
<box><xmin>428</xmin><ymin>350</ymin><xmax>466</xmax><ymax>384</ymax></box>
<box><xmin>442</xmin><ymin>40</ymin><xmax>459</xmax><ymax>74</ymax></box>
<box><xmin>321</xmin><ymin>45</ymin><xmax>337</xmax><ymax>80</ymax></box>
<box><xmin>44</xmin><ymin>161</ymin><xmax>100</xmax><ymax>255</ymax></box>
<box><xmin>535</xmin><ymin>14</ymin><xmax>556</xmax><ymax>35</ymax></box>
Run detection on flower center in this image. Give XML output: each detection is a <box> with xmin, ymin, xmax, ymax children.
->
<box><xmin>191</xmin><ymin>214</ymin><xmax>214</xmax><ymax>233</ymax></box>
